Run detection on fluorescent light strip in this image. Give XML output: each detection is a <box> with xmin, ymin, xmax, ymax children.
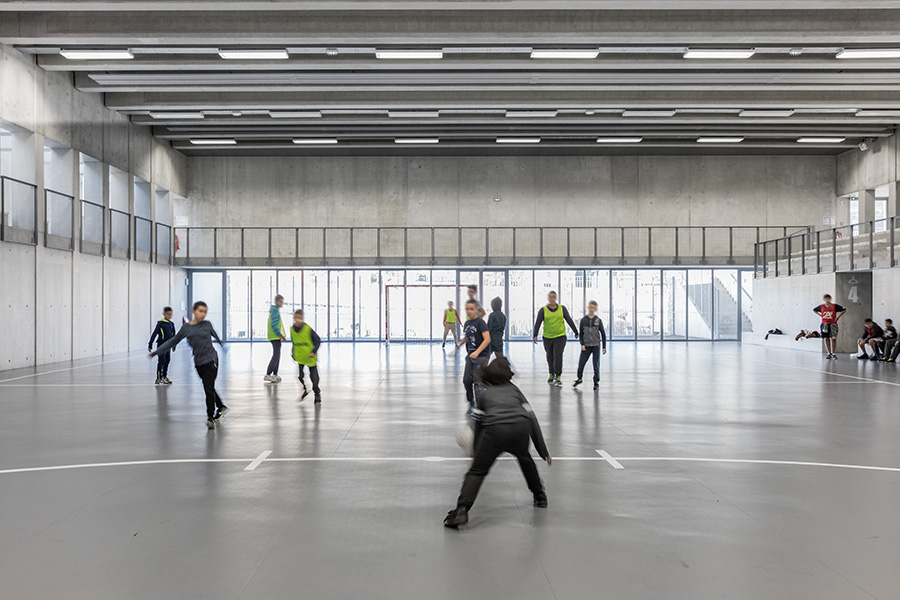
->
<box><xmin>505</xmin><ymin>110</ymin><xmax>558</xmax><ymax>118</ymax></box>
<box><xmin>739</xmin><ymin>110</ymin><xmax>795</xmax><ymax>117</ymax></box>
<box><xmin>218</xmin><ymin>49</ymin><xmax>288</xmax><ymax>60</ymax></box>
<box><xmin>149</xmin><ymin>112</ymin><xmax>205</xmax><ymax>120</ymax></box>
<box><xmin>388</xmin><ymin>111</ymin><xmax>440</xmax><ymax>118</ymax></box>
<box><xmin>376</xmin><ymin>50</ymin><xmax>443</xmax><ymax>59</ymax></box>
<box><xmin>60</xmin><ymin>49</ymin><xmax>133</xmax><ymax>60</ymax></box>
<box><xmin>797</xmin><ymin>137</ymin><xmax>846</xmax><ymax>143</ymax></box>
<box><xmin>269</xmin><ymin>111</ymin><xmax>322</xmax><ymax>118</ymax></box>
<box><xmin>836</xmin><ymin>48</ymin><xmax>900</xmax><ymax>59</ymax></box>
<box><xmin>293</xmin><ymin>139</ymin><xmax>338</xmax><ymax>144</ymax></box>
<box><xmin>697</xmin><ymin>137</ymin><xmax>744</xmax><ymax>143</ymax></box>
<box><xmin>189</xmin><ymin>139</ymin><xmax>237</xmax><ymax>145</ymax></box>
<box><xmin>394</xmin><ymin>138</ymin><xmax>439</xmax><ymax>144</ymax></box>
<box><xmin>530</xmin><ymin>49</ymin><xmax>599</xmax><ymax>59</ymax></box>
<box><xmin>855</xmin><ymin>110</ymin><xmax>900</xmax><ymax>117</ymax></box>
<box><xmin>684</xmin><ymin>49</ymin><xmax>756</xmax><ymax>59</ymax></box>
<box><xmin>622</xmin><ymin>110</ymin><xmax>676</xmax><ymax>117</ymax></box>
<box><xmin>496</xmin><ymin>137</ymin><xmax>541</xmax><ymax>143</ymax></box>
<box><xmin>597</xmin><ymin>137</ymin><xmax>643</xmax><ymax>143</ymax></box>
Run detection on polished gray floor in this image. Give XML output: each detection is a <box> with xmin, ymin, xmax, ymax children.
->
<box><xmin>2</xmin><ymin>341</ymin><xmax>900</xmax><ymax>600</ymax></box>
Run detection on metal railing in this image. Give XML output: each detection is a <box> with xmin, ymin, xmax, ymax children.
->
<box><xmin>1</xmin><ymin>176</ymin><xmax>38</xmax><ymax>246</ymax></box>
<box><xmin>80</xmin><ymin>199</ymin><xmax>105</xmax><ymax>256</ymax></box>
<box><xmin>156</xmin><ymin>223</ymin><xmax>172</xmax><ymax>265</ymax></box>
<box><xmin>755</xmin><ymin>217</ymin><xmax>900</xmax><ymax>278</ymax></box>
<box><xmin>45</xmin><ymin>189</ymin><xmax>75</xmax><ymax>251</ymax></box>
<box><xmin>109</xmin><ymin>208</ymin><xmax>131</xmax><ymax>260</ymax></box>
<box><xmin>134</xmin><ymin>216</ymin><xmax>153</xmax><ymax>262</ymax></box>
<box><xmin>173</xmin><ymin>225</ymin><xmax>809</xmax><ymax>268</ymax></box>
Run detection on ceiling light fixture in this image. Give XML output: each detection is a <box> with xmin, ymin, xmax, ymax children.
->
<box><xmin>218</xmin><ymin>49</ymin><xmax>289</xmax><ymax>60</ymax></box>
<box><xmin>855</xmin><ymin>110</ymin><xmax>900</xmax><ymax>117</ymax></box>
<box><xmin>683</xmin><ymin>49</ymin><xmax>756</xmax><ymax>59</ymax></box>
<box><xmin>60</xmin><ymin>49</ymin><xmax>133</xmax><ymax>60</ymax></box>
<box><xmin>269</xmin><ymin>111</ymin><xmax>322</xmax><ymax>118</ymax></box>
<box><xmin>797</xmin><ymin>137</ymin><xmax>846</xmax><ymax>143</ymax></box>
<box><xmin>394</xmin><ymin>138</ymin><xmax>440</xmax><ymax>144</ymax></box>
<box><xmin>149</xmin><ymin>112</ymin><xmax>205</xmax><ymax>119</ymax></box>
<box><xmin>739</xmin><ymin>110</ymin><xmax>795</xmax><ymax>117</ymax></box>
<box><xmin>622</xmin><ymin>110</ymin><xmax>676</xmax><ymax>117</ymax></box>
<box><xmin>293</xmin><ymin>139</ymin><xmax>338</xmax><ymax>144</ymax></box>
<box><xmin>697</xmin><ymin>137</ymin><xmax>744</xmax><ymax>143</ymax></box>
<box><xmin>190</xmin><ymin>139</ymin><xmax>237</xmax><ymax>145</ymax></box>
<box><xmin>388</xmin><ymin>111</ymin><xmax>440</xmax><ymax>118</ymax></box>
<box><xmin>505</xmin><ymin>110</ymin><xmax>558</xmax><ymax>118</ymax></box>
<box><xmin>597</xmin><ymin>137</ymin><xmax>643</xmax><ymax>143</ymax></box>
<box><xmin>376</xmin><ymin>50</ymin><xmax>443</xmax><ymax>59</ymax></box>
<box><xmin>496</xmin><ymin>137</ymin><xmax>541</xmax><ymax>143</ymax></box>
<box><xmin>836</xmin><ymin>48</ymin><xmax>900</xmax><ymax>59</ymax></box>
<box><xmin>530</xmin><ymin>49</ymin><xmax>599</xmax><ymax>59</ymax></box>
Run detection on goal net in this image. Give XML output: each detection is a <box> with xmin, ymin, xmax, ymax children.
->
<box><xmin>384</xmin><ymin>284</ymin><xmax>473</xmax><ymax>343</ymax></box>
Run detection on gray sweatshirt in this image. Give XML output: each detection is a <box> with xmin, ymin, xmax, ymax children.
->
<box><xmin>473</xmin><ymin>382</ymin><xmax>549</xmax><ymax>459</ymax></box>
<box><xmin>151</xmin><ymin>321</ymin><xmax>223</xmax><ymax>367</ymax></box>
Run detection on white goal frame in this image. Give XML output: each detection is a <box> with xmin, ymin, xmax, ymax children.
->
<box><xmin>384</xmin><ymin>284</ymin><xmax>471</xmax><ymax>343</ymax></box>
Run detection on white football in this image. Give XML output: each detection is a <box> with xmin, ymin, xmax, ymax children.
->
<box><xmin>455</xmin><ymin>424</ymin><xmax>475</xmax><ymax>456</ymax></box>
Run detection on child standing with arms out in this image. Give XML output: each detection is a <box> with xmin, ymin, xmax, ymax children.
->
<box><xmin>574</xmin><ymin>300</ymin><xmax>607</xmax><ymax>390</ymax></box>
<box><xmin>265</xmin><ymin>294</ymin><xmax>286</xmax><ymax>383</ymax></box>
<box><xmin>459</xmin><ymin>299</ymin><xmax>491</xmax><ymax>409</ymax></box>
<box><xmin>444</xmin><ymin>358</ymin><xmax>551</xmax><ymax>528</ymax></box>
<box><xmin>148</xmin><ymin>306</ymin><xmax>176</xmax><ymax>385</ymax></box>
<box><xmin>150</xmin><ymin>301</ymin><xmax>228</xmax><ymax>429</ymax></box>
<box><xmin>290</xmin><ymin>309</ymin><xmax>322</xmax><ymax>403</ymax></box>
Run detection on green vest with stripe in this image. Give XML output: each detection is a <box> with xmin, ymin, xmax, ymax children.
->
<box><xmin>290</xmin><ymin>323</ymin><xmax>317</xmax><ymax>367</ymax></box>
<box><xmin>542</xmin><ymin>305</ymin><xmax>566</xmax><ymax>339</ymax></box>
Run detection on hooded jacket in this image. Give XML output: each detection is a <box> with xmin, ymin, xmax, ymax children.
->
<box><xmin>487</xmin><ymin>297</ymin><xmax>506</xmax><ymax>351</ymax></box>
<box><xmin>148</xmin><ymin>319</ymin><xmax>176</xmax><ymax>351</ymax></box>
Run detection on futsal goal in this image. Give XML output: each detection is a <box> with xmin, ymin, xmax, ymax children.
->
<box><xmin>384</xmin><ymin>284</ymin><xmax>472</xmax><ymax>343</ymax></box>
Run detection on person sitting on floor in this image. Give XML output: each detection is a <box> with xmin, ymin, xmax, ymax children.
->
<box><xmin>870</xmin><ymin>318</ymin><xmax>897</xmax><ymax>359</ymax></box>
<box><xmin>857</xmin><ymin>318</ymin><xmax>885</xmax><ymax>360</ymax></box>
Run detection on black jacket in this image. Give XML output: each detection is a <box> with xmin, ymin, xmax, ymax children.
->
<box><xmin>579</xmin><ymin>315</ymin><xmax>607</xmax><ymax>349</ymax></box>
<box><xmin>148</xmin><ymin>319</ymin><xmax>177</xmax><ymax>351</ymax></box>
<box><xmin>472</xmin><ymin>382</ymin><xmax>549</xmax><ymax>459</ymax></box>
<box><xmin>487</xmin><ymin>297</ymin><xmax>506</xmax><ymax>351</ymax></box>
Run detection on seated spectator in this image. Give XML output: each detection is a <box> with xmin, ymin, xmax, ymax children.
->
<box><xmin>857</xmin><ymin>318</ymin><xmax>885</xmax><ymax>360</ymax></box>
<box><xmin>871</xmin><ymin>318</ymin><xmax>897</xmax><ymax>359</ymax></box>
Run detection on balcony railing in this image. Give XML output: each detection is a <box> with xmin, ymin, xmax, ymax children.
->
<box><xmin>173</xmin><ymin>225</ymin><xmax>809</xmax><ymax>268</ymax></box>
<box><xmin>755</xmin><ymin>217</ymin><xmax>900</xmax><ymax>278</ymax></box>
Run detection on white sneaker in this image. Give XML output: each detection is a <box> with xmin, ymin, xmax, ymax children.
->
<box><xmin>274</xmin><ymin>375</ymin><xmax>283</xmax><ymax>383</ymax></box>
<box><xmin>264</xmin><ymin>375</ymin><xmax>275</xmax><ymax>383</ymax></box>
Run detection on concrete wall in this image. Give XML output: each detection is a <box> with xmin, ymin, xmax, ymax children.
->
<box><xmin>837</xmin><ymin>136</ymin><xmax>900</xmax><ymax>198</ymax></box>
<box><xmin>182</xmin><ymin>155</ymin><xmax>837</xmax><ymax>231</ymax></box>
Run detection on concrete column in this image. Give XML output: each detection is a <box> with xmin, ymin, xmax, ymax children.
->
<box><xmin>887</xmin><ymin>182</ymin><xmax>900</xmax><ymax>219</ymax></box>
<box><xmin>859</xmin><ymin>188</ymin><xmax>876</xmax><ymax>225</ymax></box>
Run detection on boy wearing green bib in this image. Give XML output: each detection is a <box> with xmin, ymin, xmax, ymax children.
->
<box><xmin>290</xmin><ymin>309</ymin><xmax>322</xmax><ymax>403</ymax></box>
<box><xmin>532</xmin><ymin>291</ymin><xmax>579</xmax><ymax>386</ymax></box>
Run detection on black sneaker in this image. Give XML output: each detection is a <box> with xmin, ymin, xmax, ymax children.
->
<box><xmin>547</xmin><ymin>374</ymin><xmax>554</xmax><ymax>384</ymax></box>
<box><xmin>593</xmin><ymin>382</ymin><xmax>599</xmax><ymax>391</ymax></box>
<box><xmin>314</xmin><ymin>393</ymin><xmax>322</xmax><ymax>404</ymax></box>
<box><xmin>214</xmin><ymin>406</ymin><xmax>230</xmax><ymax>421</ymax></box>
<box><xmin>857</xmin><ymin>354</ymin><xmax>869</xmax><ymax>360</ymax></box>
<box><xmin>206</xmin><ymin>418</ymin><xmax>216</xmax><ymax>429</ymax></box>
<box><xmin>443</xmin><ymin>506</ymin><xmax>469</xmax><ymax>528</ymax></box>
<box><xmin>573</xmin><ymin>378</ymin><xmax>583</xmax><ymax>388</ymax></box>
<box><xmin>534</xmin><ymin>494</ymin><xmax>548</xmax><ymax>508</ymax></box>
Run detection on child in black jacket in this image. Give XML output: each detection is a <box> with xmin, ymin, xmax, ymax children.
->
<box><xmin>444</xmin><ymin>358</ymin><xmax>551</xmax><ymax>528</ymax></box>
<box><xmin>148</xmin><ymin>307</ymin><xmax>177</xmax><ymax>385</ymax></box>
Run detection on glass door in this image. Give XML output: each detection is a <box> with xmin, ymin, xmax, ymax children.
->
<box><xmin>225</xmin><ymin>271</ymin><xmax>251</xmax><ymax>340</ymax></box>
<box><xmin>508</xmin><ymin>269</ymin><xmax>534</xmax><ymax>338</ymax></box>
<box><xmin>405</xmin><ymin>270</ymin><xmax>432</xmax><ymax>340</ymax></box>
<box><xmin>355</xmin><ymin>270</ymin><xmax>381</xmax><ymax>340</ymax></box>
<box><xmin>482</xmin><ymin>271</ymin><xmax>507</xmax><ymax>337</ymax></box>
<box><xmin>611</xmin><ymin>270</ymin><xmax>635</xmax><ymax>339</ymax></box>
<box><xmin>329</xmin><ymin>270</ymin><xmax>355</xmax><ymax>339</ymax></box>
<box><xmin>636</xmin><ymin>270</ymin><xmax>661</xmax><ymax>339</ymax></box>
<box><xmin>250</xmin><ymin>270</ymin><xmax>277</xmax><ymax>339</ymax></box>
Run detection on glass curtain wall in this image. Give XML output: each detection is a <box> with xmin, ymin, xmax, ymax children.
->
<box><xmin>199</xmin><ymin>267</ymin><xmax>751</xmax><ymax>343</ymax></box>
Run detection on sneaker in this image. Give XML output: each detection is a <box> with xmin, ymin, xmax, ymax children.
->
<box><xmin>442</xmin><ymin>342</ymin><xmax>446</xmax><ymax>348</ymax></box>
<box><xmin>547</xmin><ymin>374</ymin><xmax>554</xmax><ymax>384</ymax></box>
<box><xmin>887</xmin><ymin>358</ymin><xmax>896</xmax><ymax>363</ymax></box>
<box><xmin>264</xmin><ymin>375</ymin><xmax>275</xmax><ymax>382</ymax></box>
<box><xmin>214</xmin><ymin>406</ymin><xmax>230</xmax><ymax>421</ymax></box>
<box><xmin>163</xmin><ymin>377</ymin><xmax>173</xmax><ymax>385</ymax></box>
<box><xmin>573</xmin><ymin>378</ymin><xmax>583</xmax><ymax>388</ymax></box>
<box><xmin>534</xmin><ymin>494</ymin><xmax>548</xmax><ymax>508</ymax></box>
<box><xmin>300</xmin><ymin>384</ymin><xmax>310</xmax><ymax>399</ymax></box>
<box><xmin>155</xmin><ymin>378</ymin><xmax>162</xmax><ymax>385</ymax></box>
<box><xmin>593</xmin><ymin>382</ymin><xmax>599</xmax><ymax>391</ymax></box>
<box><xmin>555</xmin><ymin>376</ymin><xmax>563</xmax><ymax>386</ymax></box>
<box><xmin>857</xmin><ymin>355</ymin><xmax>869</xmax><ymax>360</ymax></box>
<box><xmin>206</xmin><ymin>418</ymin><xmax>216</xmax><ymax>429</ymax></box>
<box><xmin>274</xmin><ymin>375</ymin><xmax>283</xmax><ymax>383</ymax></box>
<box><xmin>314</xmin><ymin>393</ymin><xmax>322</xmax><ymax>404</ymax></box>
<box><xmin>443</xmin><ymin>506</ymin><xmax>469</xmax><ymax>528</ymax></box>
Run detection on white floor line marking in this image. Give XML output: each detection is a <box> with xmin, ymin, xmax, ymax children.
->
<box><xmin>244</xmin><ymin>451</ymin><xmax>273</xmax><ymax>471</ymax></box>
<box><xmin>596</xmin><ymin>449</ymin><xmax>625</xmax><ymax>469</ymax></box>
<box><xmin>4</xmin><ymin>456</ymin><xmax>900</xmax><ymax>475</ymax></box>
<box><xmin>750</xmin><ymin>359</ymin><xmax>900</xmax><ymax>388</ymax></box>
<box><xmin>0</xmin><ymin>356</ymin><xmax>134</xmax><ymax>383</ymax></box>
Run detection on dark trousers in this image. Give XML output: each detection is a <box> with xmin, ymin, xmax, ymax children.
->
<box><xmin>577</xmin><ymin>346</ymin><xmax>601</xmax><ymax>383</ymax></box>
<box><xmin>266</xmin><ymin>340</ymin><xmax>282</xmax><ymax>375</ymax></box>
<box><xmin>463</xmin><ymin>355</ymin><xmax>488</xmax><ymax>406</ymax></box>
<box><xmin>298</xmin><ymin>364</ymin><xmax>320</xmax><ymax>393</ymax></box>
<box><xmin>890</xmin><ymin>340</ymin><xmax>900</xmax><ymax>360</ymax></box>
<box><xmin>195</xmin><ymin>360</ymin><xmax>224</xmax><ymax>420</ymax></box>
<box><xmin>156</xmin><ymin>351</ymin><xmax>171</xmax><ymax>379</ymax></box>
<box><xmin>543</xmin><ymin>336</ymin><xmax>566</xmax><ymax>376</ymax></box>
<box><xmin>457</xmin><ymin>421</ymin><xmax>544</xmax><ymax>509</ymax></box>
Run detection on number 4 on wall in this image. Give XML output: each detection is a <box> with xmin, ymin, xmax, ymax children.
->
<box><xmin>848</xmin><ymin>286</ymin><xmax>859</xmax><ymax>303</ymax></box>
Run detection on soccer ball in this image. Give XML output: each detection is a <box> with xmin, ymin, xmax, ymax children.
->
<box><xmin>455</xmin><ymin>423</ymin><xmax>475</xmax><ymax>456</ymax></box>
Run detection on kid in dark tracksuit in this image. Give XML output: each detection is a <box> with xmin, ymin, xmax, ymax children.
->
<box><xmin>290</xmin><ymin>309</ymin><xmax>322</xmax><ymax>403</ymax></box>
<box><xmin>574</xmin><ymin>301</ymin><xmax>607</xmax><ymax>390</ymax></box>
<box><xmin>487</xmin><ymin>296</ymin><xmax>506</xmax><ymax>360</ymax></box>
<box><xmin>148</xmin><ymin>307</ymin><xmax>176</xmax><ymax>385</ymax></box>
<box><xmin>533</xmin><ymin>290</ymin><xmax>579</xmax><ymax>386</ymax></box>
<box><xmin>444</xmin><ymin>358</ymin><xmax>551</xmax><ymax>528</ymax></box>
<box><xmin>459</xmin><ymin>300</ymin><xmax>491</xmax><ymax>410</ymax></box>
